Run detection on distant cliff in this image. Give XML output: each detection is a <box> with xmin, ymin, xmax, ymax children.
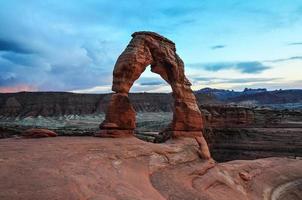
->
<box><xmin>201</xmin><ymin>105</ymin><xmax>302</xmax><ymax>128</ymax></box>
<box><xmin>0</xmin><ymin>92</ymin><xmax>216</xmax><ymax>117</ymax></box>
<box><xmin>201</xmin><ymin>105</ymin><xmax>302</xmax><ymax>161</ymax></box>
<box><xmin>1</xmin><ymin>88</ymin><xmax>302</xmax><ymax>117</ymax></box>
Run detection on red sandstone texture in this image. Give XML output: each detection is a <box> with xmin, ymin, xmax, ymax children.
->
<box><xmin>0</xmin><ymin>137</ymin><xmax>301</xmax><ymax>200</ymax></box>
<box><xmin>99</xmin><ymin>31</ymin><xmax>204</xmax><ymax>140</ymax></box>
<box><xmin>21</xmin><ymin>128</ymin><xmax>57</xmax><ymax>138</ymax></box>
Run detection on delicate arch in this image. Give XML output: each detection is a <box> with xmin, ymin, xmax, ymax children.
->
<box><xmin>97</xmin><ymin>32</ymin><xmax>207</xmax><ymax>145</ymax></box>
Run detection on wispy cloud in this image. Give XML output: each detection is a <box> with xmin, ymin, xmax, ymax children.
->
<box><xmin>136</xmin><ymin>77</ymin><xmax>166</xmax><ymax>86</ymax></box>
<box><xmin>267</xmin><ymin>56</ymin><xmax>302</xmax><ymax>63</ymax></box>
<box><xmin>192</xmin><ymin>77</ymin><xmax>280</xmax><ymax>84</ymax></box>
<box><xmin>189</xmin><ymin>61</ymin><xmax>271</xmax><ymax>74</ymax></box>
<box><xmin>211</xmin><ymin>45</ymin><xmax>226</xmax><ymax>50</ymax></box>
<box><xmin>288</xmin><ymin>42</ymin><xmax>302</xmax><ymax>46</ymax></box>
<box><xmin>236</xmin><ymin>62</ymin><xmax>270</xmax><ymax>73</ymax></box>
<box><xmin>139</xmin><ymin>81</ymin><xmax>164</xmax><ymax>86</ymax></box>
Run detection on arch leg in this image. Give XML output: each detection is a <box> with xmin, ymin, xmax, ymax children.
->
<box><xmin>96</xmin><ymin>93</ymin><xmax>136</xmax><ymax>137</ymax></box>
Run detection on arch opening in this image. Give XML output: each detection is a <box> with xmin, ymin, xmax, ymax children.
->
<box><xmin>131</xmin><ymin>65</ymin><xmax>173</xmax><ymax>141</ymax></box>
<box><xmin>129</xmin><ymin>65</ymin><xmax>172</xmax><ymax>93</ymax></box>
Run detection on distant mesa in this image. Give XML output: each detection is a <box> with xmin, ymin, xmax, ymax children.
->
<box><xmin>0</xmin><ymin>88</ymin><xmax>301</xmax><ymax>118</ymax></box>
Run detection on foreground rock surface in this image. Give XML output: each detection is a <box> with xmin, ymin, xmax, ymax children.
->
<box><xmin>0</xmin><ymin>137</ymin><xmax>301</xmax><ymax>200</ymax></box>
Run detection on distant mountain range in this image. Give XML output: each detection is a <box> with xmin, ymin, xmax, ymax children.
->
<box><xmin>196</xmin><ymin>87</ymin><xmax>302</xmax><ymax>105</ymax></box>
<box><xmin>0</xmin><ymin>88</ymin><xmax>301</xmax><ymax>117</ymax></box>
<box><xmin>196</xmin><ymin>88</ymin><xmax>267</xmax><ymax>100</ymax></box>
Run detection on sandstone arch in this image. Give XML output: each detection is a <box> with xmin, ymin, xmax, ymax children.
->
<box><xmin>97</xmin><ymin>32</ymin><xmax>208</xmax><ymax>147</ymax></box>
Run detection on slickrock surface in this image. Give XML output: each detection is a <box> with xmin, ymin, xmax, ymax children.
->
<box><xmin>0</xmin><ymin>137</ymin><xmax>301</xmax><ymax>200</ymax></box>
<box><xmin>100</xmin><ymin>31</ymin><xmax>204</xmax><ymax>139</ymax></box>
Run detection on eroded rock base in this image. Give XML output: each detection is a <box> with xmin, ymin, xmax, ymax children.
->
<box><xmin>94</xmin><ymin>129</ymin><xmax>134</xmax><ymax>138</ymax></box>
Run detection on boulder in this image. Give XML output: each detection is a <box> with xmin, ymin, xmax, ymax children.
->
<box><xmin>22</xmin><ymin>128</ymin><xmax>57</xmax><ymax>138</ymax></box>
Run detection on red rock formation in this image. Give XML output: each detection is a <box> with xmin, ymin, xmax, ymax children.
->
<box><xmin>98</xmin><ymin>32</ymin><xmax>206</xmax><ymax>144</ymax></box>
<box><xmin>22</xmin><ymin>128</ymin><xmax>57</xmax><ymax>138</ymax></box>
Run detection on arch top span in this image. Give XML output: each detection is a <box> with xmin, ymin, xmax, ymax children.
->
<box><xmin>96</xmin><ymin>31</ymin><xmax>211</xmax><ymax>158</ymax></box>
<box><xmin>112</xmin><ymin>31</ymin><xmax>182</xmax><ymax>94</ymax></box>
<box><xmin>132</xmin><ymin>31</ymin><xmax>175</xmax><ymax>46</ymax></box>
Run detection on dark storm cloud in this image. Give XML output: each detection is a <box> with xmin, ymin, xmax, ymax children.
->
<box><xmin>1</xmin><ymin>52</ymin><xmax>44</xmax><ymax>67</ymax></box>
<box><xmin>0</xmin><ymin>39</ymin><xmax>33</xmax><ymax>54</ymax></box>
<box><xmin>0</xmin><ymin>0</ymin><xmax>201</xmax><ymax>92</ymax></box>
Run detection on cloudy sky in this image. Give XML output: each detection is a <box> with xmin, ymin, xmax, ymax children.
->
<box><xmin>0</xmin><ymin>0</ymin><xmax>302</xmax><ymax>93</ymax></box>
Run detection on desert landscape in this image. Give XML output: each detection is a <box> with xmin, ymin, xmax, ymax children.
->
<box><xmin>0</xmin><ymin>32</ymin><xmax>302</xmax><ymax>200</ymax></box>
<box><xmin>1</xmin><ymin>1</ymin><xmax>302</xmax><ymax>200</ymax></box>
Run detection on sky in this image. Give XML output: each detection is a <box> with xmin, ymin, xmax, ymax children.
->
<box><xmin>0</xmin><ymin>0</ymin><xmax>302</xmax><ymax>93</ymax></box>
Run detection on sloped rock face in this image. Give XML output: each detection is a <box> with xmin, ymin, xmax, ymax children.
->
<box><xmin>99</xmin><ymin>32</ymin><xmax>205</xmax><ymax>141</ymax></box>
